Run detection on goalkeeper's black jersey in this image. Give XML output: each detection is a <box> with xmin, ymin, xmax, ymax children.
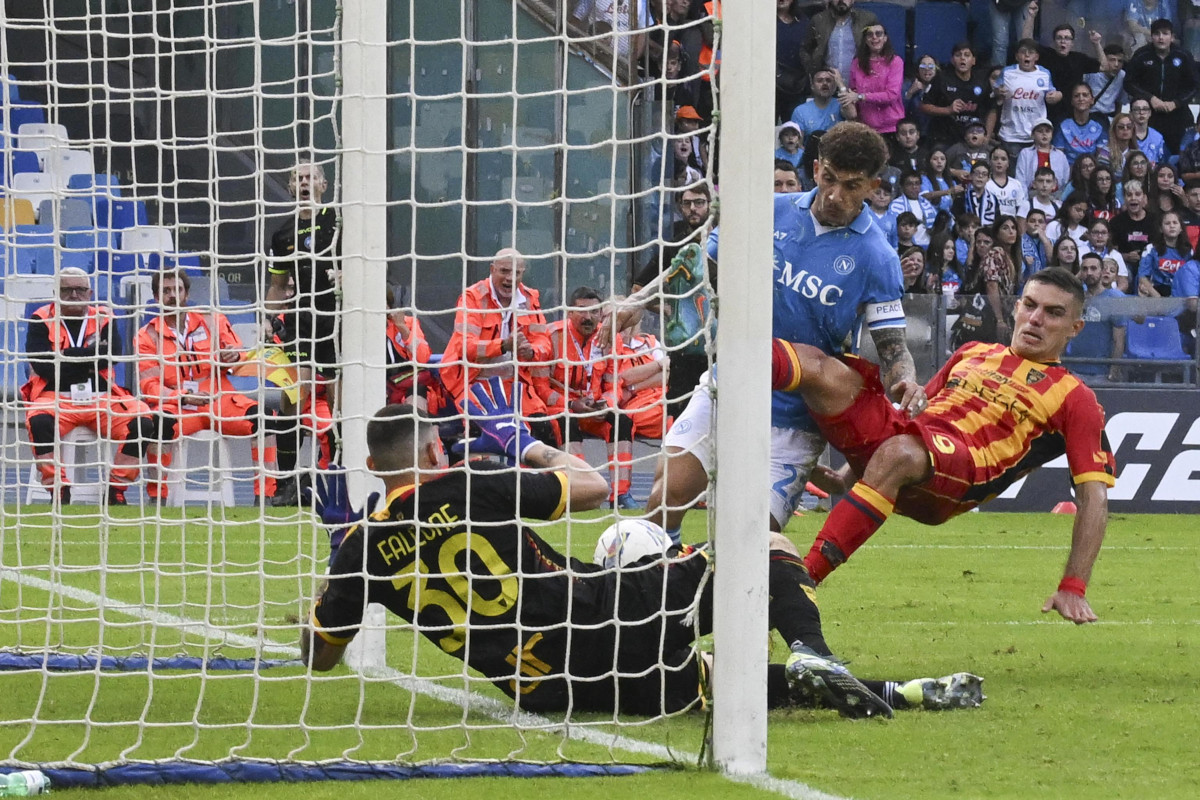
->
<box><xmin>313</xmin><ymin>468</ymin><xmax>583</xmax><ymax>699</ymax></box>
<box><xmin>312</xmin><ymin>467</ymin><xmax>711</xmax><ymax>713</ymax></box>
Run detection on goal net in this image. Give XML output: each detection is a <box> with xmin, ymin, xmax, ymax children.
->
<box><xmin>0</xmin><ymin>0</ymin><xmax>777</xmax><ymax>786</ymax></box>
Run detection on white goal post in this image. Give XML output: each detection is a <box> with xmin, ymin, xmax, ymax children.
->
<box><xmin>0</xmin><ymin>0</ymin><xmax>775</xmax><ymax>784</ymax></box>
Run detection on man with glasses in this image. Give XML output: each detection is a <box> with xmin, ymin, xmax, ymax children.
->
<box><xmin>1020</xmin><ymin>5</ymin><xmax>1101</xmax><ymax>125</ymax></box>
<box><xmin>1129</xmin><ymin>98</ymin><xmax>1167</xmax><ymax>167</ymax></box>
<box><xmin>21</xmin><ymin>267</ymin><xmax>165</xmax><ymax>506</ymax></box>
<box><xmin>1126</xmin><ymin>18</ymin><xmax>1198</xmax><ymax>155</ymax></box>
<box><xmin>632</xmin><ymin>184</ymin><xmax>713</xmax><ymax>417</ymax></box>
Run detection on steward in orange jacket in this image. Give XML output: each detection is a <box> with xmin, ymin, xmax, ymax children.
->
<box><xmin>440</xmin><ymin>249</ymin><xmax>558</xmax><ymax>445</ymax></box>
<box><xmin>136</xmin><ymin>268</ymin><xmax>288</xmax><ymax>499</ymax></box>
<box><xmin>21</xmin><ymin>268</ymin><xmax>162</xmax><ymax>505</ymax></box>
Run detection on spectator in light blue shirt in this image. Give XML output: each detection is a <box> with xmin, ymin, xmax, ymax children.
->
<box><xmin>775</xmin><ymin>121</ymin><xmax>805</xmax><ymax>170</ymax></box>
<box><xmin>1053</xmin><ymin>83</ymin><xmax>1108</xmax><ymax>165</ymax></box>
<box><xmin>1083</xmin><ymin>43</ymin><xmax>1127</xmax><ymax>118</ymax></box>
<box><xmin>866</xmin><ymin>182</ymin><xmax>899</xmax><ymax>248</ymax></box>
<box><xmin>790</xmin><ymin>68</ymin><xmax>845</xmax><ymax>138</ymax></box>
<box><xmin>1129</xmin><ymin>98</ymin><xmax>1167</xmax><ymax>166</ymax></box>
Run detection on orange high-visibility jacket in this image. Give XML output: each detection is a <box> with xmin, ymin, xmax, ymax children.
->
<box><xmin>440</xmin><ymin>279</ymin><xmax>553</xmax><ymax>413</ymax></box>
<box><xmin>135</xmin><ymin>310</ymin><xmax>245</xmax><ymax>412</ymax></box>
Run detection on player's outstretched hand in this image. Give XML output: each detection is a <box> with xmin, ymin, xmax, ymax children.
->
<box><xmin>1042</xmin><ymin>590</ymin><xmax>1098</xmax><ymax>624</ymax></box>
<box><xmin>889</xmin><ymin>380</ymin><xmax>927</xmax><ymax>418</ymax></box>
<box><xmin>310</xmin><ymin>465</ymin><xmax>380</xmax><ymax>564</ymax></box>
<box><xmin>463</xmin><ymin>376</ymin><xmax>540</xmax><ymax>462</ymax></box>
<box><xmin>808</xmin><ymin>464</ymin><xmax>851</xmax><ymax>496</ymax></box>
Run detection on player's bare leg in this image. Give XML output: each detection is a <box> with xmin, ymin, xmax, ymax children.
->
<box><xmin>645</xmin><ymin>446</ymin><xmax>707</xmax><ymax>541</ymax></box>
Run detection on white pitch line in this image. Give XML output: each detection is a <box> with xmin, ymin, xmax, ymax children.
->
<box><xmin>0</xmin><ymin>567</ymin><xmax>296</xmax><ymax>656</ymax></box>
<box><xmin>0</xmin><ymin>566</ymin><xmax>849</xmax><ymax>800</ymax></box>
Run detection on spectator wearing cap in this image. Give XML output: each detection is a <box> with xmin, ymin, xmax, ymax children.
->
<box><xmin>921</xmin><ymin>43</ymin><xmax>995</xmax><ymax>150</ymax></box>
<box><xmin>1015</xmin><ymin>117</ymin><xmax>1070</xmax><ymax>192</ymax></box>
<box><xmin>788</xmin><ymin>67</ymin><xmax>851</xmax><ymax>136</ymax></box>
<box><xmin>1053</xmin><ymin>83</ymin><xmax>1108</xmax><ymax>166</ymax></box>
<box><xmin>1125</xmin><ymin>18</ymin><xmax>1198</xmax><ymax>156</ymax></box>
<box><xmin>946</xmin><ymin>118</ymin><xmax>993</xmax><ymax>182</ymax></box>
<box><xmin>1019</xmin><ymin>5</ymin><xmax>1101</xmax><ymax>125</ymax></box>
<box><xmin>675</xmin><ymin>105</ymin><xmax>708</xmax><ymax>173</ymax></box>
<box><xmin>775</xmin><ymin>121</ymin><xmax>805</xmax><ymax>169</ymax></box>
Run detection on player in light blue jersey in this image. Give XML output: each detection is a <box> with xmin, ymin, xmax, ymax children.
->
<box><xmin>644</xmin><ymin>122</ymin><xmax>925</xmax><ymax>539</ymax></box>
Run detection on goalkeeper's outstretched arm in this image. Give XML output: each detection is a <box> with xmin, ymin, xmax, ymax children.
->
<box><xmin>522</xmin><ymin>442</ymin><xmax>609</xmax><ymax>511</ymax></box>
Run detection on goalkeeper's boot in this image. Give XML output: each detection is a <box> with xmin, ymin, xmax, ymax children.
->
<box><xmin>55</xmin><ymin>486</ymin><xmax>71</xmax><ymax>506</ymax></box>
<box><xmin>899</xmin><ymin>672</ymin><xmax>985</xmax><ymax>711</ymax></box>
<box><xmin>785</xmin><ymin>643</ymin><xmax>893</xmax><ymax>719</ymax></box>
<box><xmin>271</xmin><ymin>478</ymin><xmax>300</xmax><ymax>507</ymax></box>
<box><xmin>107</xmin><ymin>486</ymin><xmax>127</xmax><ymax>506</ymax></box>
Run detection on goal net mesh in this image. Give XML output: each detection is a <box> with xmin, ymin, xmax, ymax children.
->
<box><xmin>0</xmin><ymin>0</ymin><xmax>720</xmax><ymax>781</ymax></box>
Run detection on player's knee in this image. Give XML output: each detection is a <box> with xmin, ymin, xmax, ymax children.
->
<box><xmin>872</xmin><ymin>434</ymin><xmax>931</xmax><ymax>483</ymax></box>
<box><xmin>28</xmin><ymin>414</ymin><xmax>56</xmax><ymax>448</ymax></box>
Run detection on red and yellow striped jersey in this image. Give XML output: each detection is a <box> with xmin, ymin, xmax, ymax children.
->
<box><xmin>922</xmin><ymin>342</ymin><xmax>1116</xmax><ymax>498</ymax></box>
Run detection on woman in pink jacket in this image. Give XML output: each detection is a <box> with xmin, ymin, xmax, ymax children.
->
<box><xmin>849</xmin><ymin>24</ymin><xmax>904</xmax><ymax>136</ymax></box>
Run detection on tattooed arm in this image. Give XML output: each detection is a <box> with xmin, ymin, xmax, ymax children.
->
<box><xmin>868</xmin><ymin>325</ymin><xmax>925</xmax><ymax>416</ymax></box>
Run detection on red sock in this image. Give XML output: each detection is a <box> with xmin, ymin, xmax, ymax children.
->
<box><xmin>803</xmin><ymin>481</ymin><xmax>895</xmax><ymax>583</ymax></box>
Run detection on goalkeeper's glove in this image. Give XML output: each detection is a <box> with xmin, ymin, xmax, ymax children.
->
<box><xmin>308</xmin><ymin>465</ymin><xmax>380</xmax><ymax>565</ymax></box>
<box><xmin>461</xmin><ymin>376</ymin><xmax>540</xmax><ymax>463</ymax></box>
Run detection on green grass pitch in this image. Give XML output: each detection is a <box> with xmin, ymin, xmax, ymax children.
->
<box><xmin>1</xmin><ymin>504</ymin><xmax>1197</xmax><ymax>799</ymax></box>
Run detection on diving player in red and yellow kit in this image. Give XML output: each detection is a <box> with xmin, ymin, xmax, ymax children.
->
<box><xmin>772</xmin><ymin>267</ymin><xmax>1116</xmax><ymax>624</ymax></box>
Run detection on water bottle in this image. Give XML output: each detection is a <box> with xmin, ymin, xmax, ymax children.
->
<box><xmin>0</xmin><ymin>771</ymin><xmax>50</xmax><ymax>796</ymax></box>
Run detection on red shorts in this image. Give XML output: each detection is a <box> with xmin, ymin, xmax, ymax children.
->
<box><xmin>811</xmin><ymin>355</ymin><xmax>979</xmax><ymax>526</ymax></box>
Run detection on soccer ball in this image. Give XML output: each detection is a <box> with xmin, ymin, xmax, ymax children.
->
<box><xmin>593</xmin><ymin>519</ymin><xmax>672</xmax><ymax>569</ymax></box>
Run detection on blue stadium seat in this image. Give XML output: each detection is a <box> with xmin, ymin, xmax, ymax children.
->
<box><xmin>858</xmin><ymin>2</ymin><xmax>910</xmax><ymax>62</ymax></box>
<box><xmin>5</xmin><ymin>101</ymin><xmax>46</xmax><ymax>133</ymax></box>
<box><xmin>6</xmin><ymin>150</ymin><xmax>41</xmax><ymax>179</ymax></box>
<box><xmin>4</xmin><ymin>73</ymin><xmax>20</xmax><ymax>103</ymax></box>
<box><xmin>914</xmin><ymin>2</ymin><xmax>969</xmax><ymax>68</ymax></box>
<box><xmin>67</xmin><ymin>172</ymin><xmax>123</xmax><ymax>197</ymax></box>
<box><xmin>1126</xmin><ymin>315</ymin><xmax>1192</xmax><ymax>382</ymax></box>
<box><xmin>1126</xmin><ymin>316</ymin><xmax>1188</xmax><ymax>359</ymax></box>
<box><xmin>94</xmin><ymin>197</ymin><xmax>147</xmax><ymax>230</ymax></box>
<box><xmin>59</xmin><ymin>249</ymin><xmax>96</xmax><ymax>273</ymax></box>
<box><xmin>147</xmin><ymin>252</ymin><xmax>202</xmax><ymax>272</ymax></box>
<box><xmin>62</xmin><ymin>227</ymin><xmax>112</xmax><ymax>253</ymax></box>
<box><xmin>5</xmin><ymin>226</ymin><xmax>56</xmax><ymax>274</ymax></box>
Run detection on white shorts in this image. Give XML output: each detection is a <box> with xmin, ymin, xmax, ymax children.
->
<box><xmin>663</xmin><ymin>370</ymin><xmax>827</xmax><ymax>529</ymax></box>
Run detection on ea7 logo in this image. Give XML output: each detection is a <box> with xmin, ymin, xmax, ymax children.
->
<box><xmin>1104</xmin><ymin>412</ymin><xmax>1200</xmax><ymax>502</ymax></box>
<box><xmin>995</xmin><ymin>408</ymin><xmax>1200</xmax><ymax>512</ymax></box>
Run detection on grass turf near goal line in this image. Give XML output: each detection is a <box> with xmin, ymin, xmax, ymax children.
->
<box><xmin>2</xmin><ymin>509</ymin><xmax>1199</xmax><ymax>798</ymax></box>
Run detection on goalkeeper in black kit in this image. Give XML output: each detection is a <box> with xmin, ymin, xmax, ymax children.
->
<box><xmin>301</xmin><ymin>377</ymin><xmax>982</xmax><ymax>718</ymax></box>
